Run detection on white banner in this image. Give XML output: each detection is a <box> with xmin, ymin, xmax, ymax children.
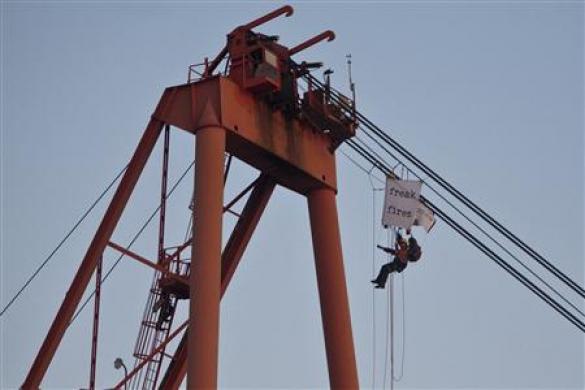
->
<box><xmin>414</xmin><ymin>202</ymin><xmax>436</xmax><ymax>232</ymax></box>
<box><xmin>382</xmin><ymin>178</ymin><xmax>422</xmax><ymax>229</ymax></box>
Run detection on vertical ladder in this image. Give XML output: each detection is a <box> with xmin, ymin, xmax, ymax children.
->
<box><xmin>129</xmin><ymin>251</ymin><xmax>188</xmax><ymax>390</ymax></box>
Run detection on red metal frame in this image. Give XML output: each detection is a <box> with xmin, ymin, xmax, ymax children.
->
<box><xmin>107</xmin><ymin>242</ymin><xmax>188</xmax><ymax>286</ymax></box>
<box><xmin>22</xmin><ymin>115</ymin><xmax>165</xmax><ymax>389</ymax></box>
<box><xmin>24</xmin><ymin>6</ymin><xmax>359</xmax><ymax>389</ymax></box>
<box><xmin>113</xmin><ymin>320</ymin><xmax>189</xmax><ymax>389</ymax></box>
<box><xmin>289</xmin><ymin>30</ymin><xmax>335</xmax><ymax>56</ymax></box>
<box><xmin>159</xmin><ymin>174</ymin><xmax>276</xmax><ymax>388</ymax></box>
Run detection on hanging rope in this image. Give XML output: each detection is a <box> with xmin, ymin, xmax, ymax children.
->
<box><xmin>368</xmin><ymin>167</ymin><xmax>388</xmax><ymax>390</ymax></box>
<box><xmin>383</xmin><ymin>228</ymin><xmax>395</xmax><ymax>390</ymax></box>
<box><xmin>370</xmin><ymin>175</ymin><xmax>377</xmax><ymax>390</ymax></box>
<box><xmin>392</xmin><ymin>168</ymin><xmax>409</xmax><ymax>383</ymax></box>
<box><xmin>393</xmin><ymin>272</ymin><xmax>406</xmax><ymax>382</ymax></box>
<box><xmin>345</xmin><ymin>138</ymin><xmax>585</xmax><ymax>332</ymax></box>
<box><xmin>302</xmin><ymin>69</ymin><xmax>585</xmax><ymax>300</ymax></box>
<box><xmin>343</xmin><ymin>154</ymin><xmax>411</xmax><ymax>387</ymax></box>
<box><xmin>350</xmin><ymin>135</ymin><xmax>585</xmax><ymax>318</ymax></box>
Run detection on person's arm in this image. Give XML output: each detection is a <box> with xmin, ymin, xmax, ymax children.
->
<box><xmin>376</xmin><ymin>244</ymin><xmax>395</xmax><ymax>254</ymax></box>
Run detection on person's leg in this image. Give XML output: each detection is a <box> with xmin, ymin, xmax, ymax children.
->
<box><xmin>371</xmin><ymin>264</ymin><xmax>386</xmax><ymax>284</ymax></box>
<box><xmin>371</xmin><ymin>263</ymin><xmax>388</xmax><ymax>284</ymax></box>
<box><xmin>372</xmin><ymin>262</ymin><xmax>396</xmax><ymax>287</ymax></box>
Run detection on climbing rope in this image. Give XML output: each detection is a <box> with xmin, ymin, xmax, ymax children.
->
<box><xmin>393</xmin><ymin>167</ymin><xmax>408</xmax><ymax>383</ymax></box>
<box><xmin>383</xmin><ymin>228</ymin><xmax>395</xmax><ymax>390</ymax></box>
<box><xmin>368</xmin><ymin>168</ymin><xmax>388</xmax><ymax>390</ymax></box>
<box><xmin>343</xmin><ymin>151</ymin><xmax>414</xmax><ymax>388</ymax></box>
<box><xmin>393</xmin><ymin>272</ymin><xmax>406</xmax><ymax>382</ymax></box>
<box><xmin>371</xmin><ymin>176</ymin><xmax>377</xmax><ymax>390</ymax></box>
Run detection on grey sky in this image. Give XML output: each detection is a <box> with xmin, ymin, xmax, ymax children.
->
<box><xmin>1</xmin><ymin>1</ymin><xmax>584</xmax><ymax>389</ymax></box>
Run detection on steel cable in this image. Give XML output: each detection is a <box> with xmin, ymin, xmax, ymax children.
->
<box><xmin>345</xmin><ymin>140</ymin><xmax>585</xmax><ymax>332</ymax></box>
<box><xmin>0</xmin><ymin>164</ymin><xmax>128</xmax><ymax>317</ymax></box>
<box><xmin>68</xmin><ymin>160</ymin><xmax>195</xmax><ymax>327</ymax></box>
<box><xmin>348</xmin><ymin>137</ymin><xmax>585</xmax><ymax>318</ymax></box>
<box><xmin>301</xmin><ymin>71</ymin><xmax>584</xmax><ymax>299</ymax></box>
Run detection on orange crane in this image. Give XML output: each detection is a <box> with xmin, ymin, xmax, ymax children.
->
<box><xmin>20</xmin><ymin>4</ymin><xmax>585</xmax><ymax>389</ymax></box>
<box><xmin>22</xmin><ymin>5</ymin><xmax>359</xmax><ymax>389</ymax></box>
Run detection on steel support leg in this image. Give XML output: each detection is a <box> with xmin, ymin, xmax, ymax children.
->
<box><xmin>307</xmin><ymin>188</ymin><xmax>359</xmax><ymax>389</ymax></box>
<box><xmin>161</xmin><ymin>174</ymin><xmax>275</xmax><ymax>389</ymax></box>
<box><xmin>188</xmin><ymin>126</ymin><xmax>225</xmax><ymax>389</ymax></box>
<box><xmin>22</xmin><ymin>117</ymin><xmax>164</xmax><ymax>389</ymax></box>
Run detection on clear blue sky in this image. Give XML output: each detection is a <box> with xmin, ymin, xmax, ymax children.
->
<box><xmin>1</xmin><ymin>1</ymin><xmax>583</xmax><ymax>389</ymax></box>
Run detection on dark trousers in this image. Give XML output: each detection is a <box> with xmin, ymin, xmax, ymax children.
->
<box><xmin>373</xmin><ymin>258</ymin><xmax>407</xmax><ymax>287</ymax></box>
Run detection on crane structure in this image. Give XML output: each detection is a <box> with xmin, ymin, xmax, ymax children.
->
<box><xmin>17</xmin><ymin>4</ymin><xmax>585</xmax><ymax>390</ymax></box>
<box><xmin>22</xmin><ymin>5</ymin><xmax>360</xmax><ymax>389</ymax></box>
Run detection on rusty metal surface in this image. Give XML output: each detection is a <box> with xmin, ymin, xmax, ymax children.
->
<box><xmin>24</xmin><ymin>6</ymin><xmax>358</xmax><ymax>388</ymax></box>
<box><xmin>289</xmin><ymin>30</ymin><xmax>336</xmax><ymax>56</ymax></box>
<box><xmin>157</xmin><ymin>77</ymin><xmax>338</xmax><ymax>194</ymax></box>
<box><xmin>243</xmin><ymin>5</ymin><xmax>293</xmax><ymax>30</ymax></box>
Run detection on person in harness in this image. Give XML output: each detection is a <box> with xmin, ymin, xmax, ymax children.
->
<box><xmin>371</xmin><ymin>232</ymin><xmax>422</xmax><ymax>289</ymax></box>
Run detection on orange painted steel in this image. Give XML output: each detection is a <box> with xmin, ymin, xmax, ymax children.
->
<box><xmin>188</xmin><ymin>126</ymin><xmax>226</xmax><ymax>389</ymax></box>
<box><xmin>160</xmin><ymin>175</ymin><xmax>276</xmax><ymax>389</ymax></box>
<box><xmin>23</xmin><ymin>6</ymin><xmax>360</xmax><ymax>388</ymax></box>
<box><xmin>308</xmin><ymin>188</ymin><xmax>359</xmax><ymax>389</ymax></box>
<box><xmin>243</xmin><ymin>5</ymin><xmax>293</xmax><ymax>30</ymax></box>
<box><xmin>22</xmin><ymin>116</ymin><xmax>164</xmax><ymax>389</ymax></box>
<box><xmin>157</xmin><ymin>77</ymin><xmax>338</xmax><ymax>194</ymax></box>
<box><xmin>113</xmin><ymin>320</ymin><xmax>189</xmax><ymax>389</ymax></box>
<box><xmin>221</xmin><ymin>174</ymin><xmax>275</xmax><ymax>291</ymax></box>
<box><xmin>107</xmin><ymin>241</ymin><xmax>188</xmax><ymax>285</ymax></box>
<box><xmin>289</xmin><ymin>30</ymin><xmax>336</xmax><ymax>56</ymax></box>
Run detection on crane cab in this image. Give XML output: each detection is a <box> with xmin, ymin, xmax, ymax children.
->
<box><xmin>227</xmin><ymin>29</ymin><xmax>285</xmax><ymax>95</ymax></box>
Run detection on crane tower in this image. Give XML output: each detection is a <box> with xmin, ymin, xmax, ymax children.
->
<box><xmin>22</xmin><ymin>5</ymin><xmax>360</xmax><ymax>389</ymax></box>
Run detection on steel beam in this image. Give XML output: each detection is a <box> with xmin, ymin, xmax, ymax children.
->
<box><xmin>160</xmin><ymin>174</ymin><xmax>275</xmax><ymax>389</ymax></box>
<box><xmin>22</xmin><ymin>117</ymin><xmax>164</xmax><ymax>389</ymax></box>
<box><xmin>221</xmin><ymin>174</ymin><xmax>275</xmax><ymax>292</ymax></box>
<box><xmin>113</xmin><ymin>321</ymin><xmax>189</xmax><ymax>389</ymax></box>
<box><xmin>106</xmin><ymin>242</ymin><xmax>188</xmax><ymax>285</ymax></box>
<box><xmin>188</xmin><ymin>126</ymin><xmax>226</xmax><ymax>389</ymax></box>
<box><xmin>307</xmin><ymin>188</ymin><xmax>359</xmax><ymax>389</ymax></box>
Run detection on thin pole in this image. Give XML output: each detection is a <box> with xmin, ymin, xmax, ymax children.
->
<box><xmin>188</xmin><ymin>126</ymin><xmax>225</xmax><ymax>389</ymax></box>
<box><xmin>89</xmin><ymin>255</ymin><xmax>103</xmax><ymax>390</ymax></box>
<box><xmin>158</xmin><ymin>125</ymin><xmax>170</xmax><ymax>264</ymax></box>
